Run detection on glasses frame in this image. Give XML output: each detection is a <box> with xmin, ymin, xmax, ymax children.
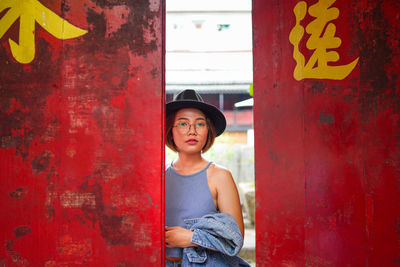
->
<box><xmin>173</xmin><ymin>121</ymin><xmax>209</xmax><ymax>135</ymax></box>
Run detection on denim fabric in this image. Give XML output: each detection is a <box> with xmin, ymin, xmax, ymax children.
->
<box><xmin>180</xmin><ymin>213</ymin><xmax>251</xmax><ymax>267</ymax></box>
<box><xmin>166</xmin><ymin>260</ymin><xmax>183</xmax><ymax>267</ymax></box>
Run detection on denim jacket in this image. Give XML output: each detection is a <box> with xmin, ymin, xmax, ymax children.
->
<box><xmin>181</xmin><ymin>213</ymin><xmax>250</xmax><ymax>266</ymax></box>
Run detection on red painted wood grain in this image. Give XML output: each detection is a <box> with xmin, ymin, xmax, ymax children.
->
<box><xmin>0</xmin><ymin>0</ymin><xmax>164</xmax><ymax>265</ymax></box>
<box><xmin>253</xmin><ymin>0</ymin><xmax>400</xmax><ymax>266</ymax></box>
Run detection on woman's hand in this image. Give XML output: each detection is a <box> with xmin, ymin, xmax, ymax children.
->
<box><xmin>165</xmin><ymin>226</ymin><xmax>198</xmax><ymax>248</ymax></box>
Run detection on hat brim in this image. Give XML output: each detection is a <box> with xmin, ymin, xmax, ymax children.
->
<box><xmin>166</xmin><ymin>100</ymin><xmax>226</xmax><ymax>136</ymax></box>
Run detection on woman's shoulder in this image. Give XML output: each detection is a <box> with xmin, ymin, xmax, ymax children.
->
<box><xmin>208</xmin><ymin>162</ymin><xmax>233</xmax><ymax>181</ymax></box>
<box><xmin>207</xmin><ymin>163</ymin><xmax>238</xmax><ymax>196</ymax></box>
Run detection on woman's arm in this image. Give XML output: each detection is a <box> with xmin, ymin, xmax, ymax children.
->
<box><xmin>212</xmin><ymin>167</ymin><xmax>245</xmax><ymax>237</ymax></box>
<box><xmin>165</xmin><ymin>165</ymin><xmax>245</xmax><ymax>248</ymax></box>
<box><xmin>165</xmin><ymin>226</ymin><xmax>198</xmax><ymax>248</ymax></box>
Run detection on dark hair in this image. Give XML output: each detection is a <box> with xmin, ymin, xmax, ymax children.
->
<box><xmin>165</xmin><ymin>111</ymin><xmax>216</xmax><ymax>153</ymax></box>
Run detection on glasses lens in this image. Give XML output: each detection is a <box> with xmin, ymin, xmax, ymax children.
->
<box><xmin>176</xmin><ymin>122</ymin><xmax>189</xmax><ymax>134</ymax></box>
<box><xmin>175</xmin><ymin>121</ymin><xmax>207</xmax><ymax>134</ymax></box>
<box><xmin>194</xmin><ymin>122</ymin><xmax>206</xmax><ymax>133</ymax></box>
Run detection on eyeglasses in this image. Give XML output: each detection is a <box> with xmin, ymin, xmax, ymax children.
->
<box><xmin>173</xmin><ymin>121</ymin><xmax>208</xmax><ymax>134</ymax></box>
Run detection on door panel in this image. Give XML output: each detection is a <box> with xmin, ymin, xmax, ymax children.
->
<box><xmin>253</xmin><ymin>0</ymin><xmax>400</xmax><ymax>266</ymax></box>
<box><xmin>0</xmin><ymin>0</ymin><xmax>164</xmax><ymax>265</ymax></box>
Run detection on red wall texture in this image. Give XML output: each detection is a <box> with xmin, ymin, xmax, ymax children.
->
<box><xmin>0</xmin><ymin>0</ymin><xmax>164</xmax><ymax>265</ymax></box>
<box><xmin>2</xmin><ymin>0</ymin><xmax>400</xmax><ymax>266</ymax></box>
<box><xmin>254</xmin><ymin>0</ymin><xmax>400</xmax><ymax>266</ymax></box>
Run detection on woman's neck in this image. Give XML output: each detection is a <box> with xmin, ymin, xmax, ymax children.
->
<box><xmin>173</xmin><ymin>152</ymin><xmax>207</xmax><ymax>172</ymax></box>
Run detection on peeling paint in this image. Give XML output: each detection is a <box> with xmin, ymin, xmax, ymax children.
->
<box><xmin>319</xmin><ymin>112</ymin><xmax>335</xmax><ymax>124</ymax></box>
<box><xmin>354</xmin><ymin>1</ymin><xmax>400</xmax><ymax>118</ymax></box>
<box><xmin>9</xmin><ymin>187</ymin><xmax>29</xmax><ymax>199</ymax></box>
<box><xmin>148</xmin><ymin>0</ymin><xmax>161</xmax><ymax>12</ymax></box>
<box><xmin>79</xmin><ymin>181</ymin><xmax>134</xmax><ymax>245</ymax></box>
<box><xmin>13</xmin><ymin>226</ymin><xmax>32</xmax><ymax>238</ymax></box>
<box><xmin>31</xmin><ymin>151</ymin><xmax>53</xmax><ymax>175</ymax></box>
<box><xmin>57</xmin><ymin>235</ymin><xmax>92</xmax><ymax>257</ymax></box>
<box><xmin>60</xmin><ymin>190</ymin><xmax>96</xmax><ymax>208</ymax></box>
<box><xmin>5</xmin><ymin>240</ymin><xmax>29</xmax><ymax>265</ymax></box>
<box><xmin>0</xmin><ymin>35</ymin><xmax>62</xmax><ymax>159</ymax></box>
<box><xmin>104</xmin><ymin>5</ymin><xmax>130</xmax><ymax>36</ymax></box>
<box><xmin>307</xmin><ymin>81</ymin><xmax>326</xmax><ymax>95</ymax></box>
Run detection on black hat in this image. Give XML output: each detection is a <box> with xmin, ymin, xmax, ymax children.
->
<box><xmin>166</xmin><ymin>89</ymin><xmax>226</xmax><ymax>136</ymax></box>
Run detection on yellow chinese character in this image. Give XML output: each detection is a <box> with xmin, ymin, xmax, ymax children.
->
<box><xmin>0</xmin><ymin>0</ymin><xmax>87</xmax><ymax>64</ymax></box>
<box><xmin>289</xmin><ymin>0</ymin><xmax>358</xmax><ymax>80</ymax></box>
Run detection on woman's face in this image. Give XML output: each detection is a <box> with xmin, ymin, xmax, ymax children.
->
<box><xmin>172</xmin><ymin>108</ymin><xmax>208</xmax><ymax>154</ymax></box>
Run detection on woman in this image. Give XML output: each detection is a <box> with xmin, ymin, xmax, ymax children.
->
<box><xmin>165</xmin><ymin>89</ymin><xmax>250</xmax><ymax>266</ymax></box>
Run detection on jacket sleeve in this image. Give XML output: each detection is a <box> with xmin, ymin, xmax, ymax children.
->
<box><xmin>186</xmin><ymin>213</ymin><xmax>244</xmax><ymax>256</ymax></box>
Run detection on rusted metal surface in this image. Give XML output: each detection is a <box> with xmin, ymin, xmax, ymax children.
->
<box><xmin>0</xmin><ymin>0</ymin><xmax>164</xmax><ymax>265</ymax></box>
<box><xmin>253</xmin><ymin>0</ymin><xmax>400</xmax><ymax>266</ymax></box>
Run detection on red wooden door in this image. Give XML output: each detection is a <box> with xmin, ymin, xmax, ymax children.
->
<box><xmin>0</xmin><ymin>0</ymin><xmax>164</xmax><ymax>265</ymax></box>
<box><xmin>253</xmin><ymin>0</ymin><xmax>400</xmax><ymax>266</ymax></box>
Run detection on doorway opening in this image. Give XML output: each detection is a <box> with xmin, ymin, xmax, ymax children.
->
<box><xmin>165</xmin><ymin>0</ymin><xmax>255</xmax><ymax>265</ymax></box>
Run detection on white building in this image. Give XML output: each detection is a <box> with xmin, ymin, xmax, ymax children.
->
<box><xmin>166</xmin><ymin>0</ymin><xmax>253</xmax><ymax>134</ymax></box>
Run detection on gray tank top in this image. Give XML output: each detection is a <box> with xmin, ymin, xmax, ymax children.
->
<box><xmin>165</xmin><ymin>161</ymin><xmax>218</xmax><ymax>258</ymax></box>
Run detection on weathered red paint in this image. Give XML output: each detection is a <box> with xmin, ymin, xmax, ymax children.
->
<box><xmin>253</xmin><ymin>0</ymin><xmax>400</xmax><ymax>266</ymax></box>
<box><xmin>0</xmin><ymin>0</ymin><xmax>164</xmax><ymax>265</ymax></box>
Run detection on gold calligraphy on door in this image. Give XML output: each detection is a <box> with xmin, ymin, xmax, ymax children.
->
<box><xmin>0</xmin><ymin>0</ymin><xmax>87</xmax><ymax>64</ymax></box>
<box><xmin>289</xmin><ymin>0</ymin><xmax>358</xmax><ymax>81</ymax></box>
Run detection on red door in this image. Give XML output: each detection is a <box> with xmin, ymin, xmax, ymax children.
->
<box><xmin>0</xmin><ymin>0</ymin><xmax>164</xmax><ymax>265</ymax></box>
<box><xmin>2</xmin><ymin>1</ymin><xmax>400</xmax><ymax>266</ymax></box>
<box><xmin>253</xmin><ymin>0</ymin><xmax>400</xmax><ymax>266</ymax></box>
